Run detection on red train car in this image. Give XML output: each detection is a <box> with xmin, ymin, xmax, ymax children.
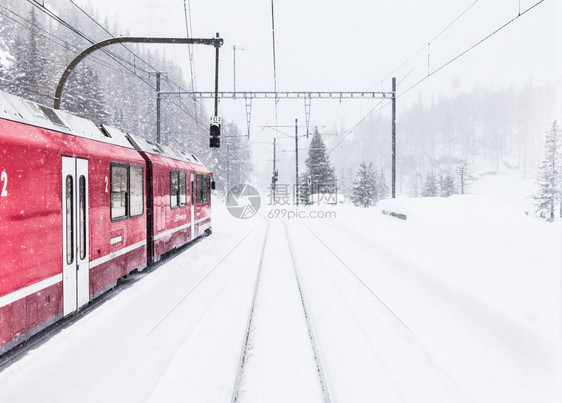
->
<box><xmin>127</xmin><ymin>134</ymin><xmax>213</xmax><ymax>264</ymax></box>
<box><xmin>0</xmin><ymin>90</ymin><xmax>212</xmax><ymax>355</ymax></box>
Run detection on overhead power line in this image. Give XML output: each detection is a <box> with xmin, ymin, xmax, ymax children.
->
<box><xmin>328</xmin><ymin>0</ymin><xmax>545</xmax><ymax>153</ymax></box>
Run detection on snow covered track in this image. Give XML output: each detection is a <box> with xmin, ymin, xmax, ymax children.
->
<box><xmin>230</xmin><ymin>217</ymin><xmax>269</xmax><ymax>403</ymax></box>
<box><xmin>283</xmin><ymin>221</ymin><xmax>332</xmax><ymax>403</ymax></box>
<box><xmin>231</xmin><ymin>218</ymin><xmax>330</xmax><ymax>402</ymax></box>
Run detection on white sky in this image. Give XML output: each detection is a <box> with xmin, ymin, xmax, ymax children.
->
<box><xmin>79</xmin><ymin>0</ymin><xmax>560</xmax><ymax>117</ymax></box>
<box><xmin>77</xmin><ymin>0</ymin><xmax>560</xmax><ymax>180</ymax></box>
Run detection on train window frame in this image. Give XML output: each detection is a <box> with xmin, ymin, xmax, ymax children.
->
<box><xmin>129</xmin><ymin>165</ymin><xmax>144</xmax><ymax>217</ymax></box>
<box><xmin>110</xmin><ymin>162</ymin><xmax>144</xmax><ymax>222</ymax></box>
<box><xmin>65</xmin><ymin>175</ymin><xmax>74</xmax><ymax>265</ymax></box>
<box><xmin>196</xmin><ymin>173</ymin><xmax>210</xmax><ymax>204</ymax></box>
<box><xmin>170</xmin><ymin>170</ymin><xmax>187</xmax><ymax>209</ymax></box>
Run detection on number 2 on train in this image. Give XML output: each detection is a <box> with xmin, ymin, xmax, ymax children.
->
<box><xmin>1</xmin><ymin>171</ymin><xmax>7</xmax><ymax>197</ymax></box>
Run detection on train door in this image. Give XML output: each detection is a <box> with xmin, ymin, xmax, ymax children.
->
<box><xmin>190</xmin><ymin>172</ymin><xmax>195</xmax><ymax>239</ymax></box>
<box><xmin>62</xmin><ymin>157</ymin><xmax>89</xmax><ymax>316</ymax></box>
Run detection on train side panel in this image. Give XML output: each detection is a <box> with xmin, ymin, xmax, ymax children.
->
<box><xmin>0</xmin><ymin>110</ymin><xmax>147</xmax><ymax>353</ymax></box>
<box><xmin>0</xmin><ymin>120</ymin><xmax>65</xmax><ymax>351</ymax></box>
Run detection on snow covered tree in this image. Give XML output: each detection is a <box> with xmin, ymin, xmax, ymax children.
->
<box><xmin>378</xmin><ymin>168</ymin><xmax>389</xmax><ymax>199</ymax></box>
<box><xmin>300</xmin><ymin>128</ymin><xmax>338</xmax><ymax>203</ymax></box>
<box><xmin>456</xmin><ymin>160</ymin><xmax>476</xmax><ymax>195</ymax></box>
<box><xmin>439</xmin><ymin>173</ymin><xmax>456</xmax><ymax>197</ymax></box>
<box><xmin>533</xmin><ymin>121</ymin><xmax>561</xmax><ymax>220</ymax></box>
<box><xmin>12</xmin><ymin>7</ymin><xmax>51</xmax><ymax>104</ymax></box>
<box><xmin>351</xmin><ymin>162</ymin><xmax>377</xmax><ymax>207</ymax></box>
<box><xmin>62</xmin><ymin>61</ymin><xmax>110</xmax><ymax>125</ymax></box>
<box><xmin>422</xmin><ymin>172</ymin><xmax>438</xmax><ymax>197</ymax></box>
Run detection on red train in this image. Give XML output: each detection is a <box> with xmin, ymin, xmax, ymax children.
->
<box><xmin>0</xmin><ymin>89</ymin><xmax>213</xmax><ymax>355</ymax></box>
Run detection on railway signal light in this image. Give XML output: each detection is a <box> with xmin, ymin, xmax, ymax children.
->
<box><xmin>210</xmin><ymin>116</ymin><xmax>221</xmax><ymax>148</ymax></box>
<box><xmin>273</xmin><ymin>169</ymin><xmax>278</xmax><ymax>182</ymax></box>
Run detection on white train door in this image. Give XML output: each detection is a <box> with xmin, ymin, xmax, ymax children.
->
<box><xmin>62</xmin><ymin>157</ymin><xmax>90</xmax><ymax>316</ymax></box>
<box><xmin>190</xmin><ymin>173</ymin><xmax>195</xmax><ymax>240</ymax></box>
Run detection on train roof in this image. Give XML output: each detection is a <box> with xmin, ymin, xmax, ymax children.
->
<box><xmin>0</xmin><ymin>89</ymin><xmax>207</xmax><ymax>168</ymax></box>
<box><xmin>126</xmin><ymin>132</ymin><xmax>205</xmax><ymax>166</ymax></box>
<box><xmin>0</xmin><ymin>89</ymin><xmax>133</xmax><ymax>149</ymax></box>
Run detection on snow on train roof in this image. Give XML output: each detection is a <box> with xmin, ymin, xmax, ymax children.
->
<box><xmin>0</xmin><ymin>90</ymin><xmax>133</xmax><ymax>149</ymax></box>
<box><xmin>126</xmin><ymin>132</ymin><xmax>204</xmax><ymax>166</ymax></box>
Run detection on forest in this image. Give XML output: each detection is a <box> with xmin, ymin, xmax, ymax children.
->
<box><xmin>0</xmin><ymin>0</ymin><xmax>250</xmax><ymax>191</ymax></box>
<box><xmin>331</xmin><ymin>83</ymin><xmax>560</xmax><ymax>200</ymax></box>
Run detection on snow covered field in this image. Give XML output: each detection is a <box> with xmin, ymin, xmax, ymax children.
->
<box><xmin>0</xmin><ymin>173</ymin><xmax>559</xmax><ymax>402</ymax></box>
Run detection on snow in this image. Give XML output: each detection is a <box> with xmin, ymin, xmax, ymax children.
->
<box><xmin>0</xmin><ymin>173</ymin><xmax>560</xmax><ymax>402</ymax></box>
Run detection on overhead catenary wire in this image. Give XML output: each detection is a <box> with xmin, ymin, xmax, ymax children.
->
<box><xmin>380</xmin><ymin>0</ymin><xmax>480</xmax><ymax>85</ymax></box>
<box><xmin>399</xmin><ymin>0</ymin><xmax>545</xmax><ymax>99</ymax></box>
<box><xmin>270</xmin><ymin>0</ymin><xmax>279</xmax><ymax>125</ymax></box>
<box><xmin>328</xmin><ymin>0</ymin><xmax>545</xmax><ymax>154</ymax></box>
<box><xmin>182</xmin><ymin>0</ymin><xmax>197</xmax><ymax>93</ymax></box>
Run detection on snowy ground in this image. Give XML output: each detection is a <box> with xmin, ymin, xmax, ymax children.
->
<box><xmin>0</xmin><ymin>173</ymin><xmax>560</xmax><ymax>402</ymax></box>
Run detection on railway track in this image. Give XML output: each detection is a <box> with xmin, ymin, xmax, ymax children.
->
<box><xmin>287</xmin><ymin>220</ymin><xmax>465</xmax><ymax>401</ymax></box>
<box><xmin>231</xmin><ymin>218</ymin><xmax>331</xmax><ymax>402</ymax></box>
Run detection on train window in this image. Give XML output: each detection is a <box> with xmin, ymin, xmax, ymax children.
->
<box><xmin>66</xmin><ymin>175</ymin><xmax>74</xmax><ymax>265</ymax></box>
<box><xmin>111</xmin><ymin>163</ymin><xmax>144</xmax><ymax>221</ymax></box>
<box><xmin>196</xmin><ymin>174</ymin><xmax>209</xmax><ymax>204</ymax></box>
<box><xmin>170</xmin><ymin>171</ymin><xmax>187</xmax><ymax>209</ymax></box>
<box><xmin>130</xmin><ymin>165</ymin><xmax>144</xmax><ymax>217</ymax></box>
<box><xmin>170</xmin><ymin>171</ymin><xmax>179</xmax><ymax>209</ymax></box>
<box><xmin>79</xmin><ymin>176</ymin><xmax>86</xmax><ymax>260</ymax></box>
<box><xmin>179</xmin><ymin>172</ymin><xmax>187</xmax><ymax>207</ymax></box>
<box><xmin>111</xmin><ymin>164</ymin><xmax>128</xmax><ymax>220</ymax></box>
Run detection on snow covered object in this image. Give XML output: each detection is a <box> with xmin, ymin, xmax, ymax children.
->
<box><xmin>533</xmin><ymin>121</ymin><xmax>561</xmax><ymax>220</ymax></box>
<box><xmin>299</xmin><ymin>128</ymin><xmax>337</xmax><ymax>204</ymax></box>
<box><xmin>351</xmin><ymin>162</ymin><xmax>377</xmax><ymax>207</ymax></box>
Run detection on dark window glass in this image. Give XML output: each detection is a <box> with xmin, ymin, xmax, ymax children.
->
<box><xmin>130</xmin><ymin>165</ymin><xmax>144</xmax><ymax>217</ymax></box>
<box><xmin>170</xmin><ymin>171</ymin><xmax>179</xmax><ymax>209</ymax></box>
<box><xmin>196</xmin><ymin>174</ymin><xmax>209</xmax><ymax>204</ymax></box>
<box><xmin>179</xmin><ymin>172</ymin><xmax>187</xmax><ymax>207</ymax></box>
<box><xmin>111</xmin><ymin>165</ymin><xmax>128</xmax><ymax>220</ymax></box>
<box><xmin>66</xmin><ymin>175</ymin><xmax>74</xmax><ymax>264</ymax></box>
<box><xmin>191</xmin><ymin>176</ymin><xmax>195</xmax><ymax>205</ymax></box>
<box><xmin>79</xmin><ymin>176</ymin><xmax>86</xmax><ymax>260</ymax></box>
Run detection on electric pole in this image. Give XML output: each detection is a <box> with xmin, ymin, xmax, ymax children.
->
<box><xmin>392</xmin><ymin>77</ymin><xmax>396</xmax><ymax>198</ymax></box>
<box><xmin>295</xmin><ymin>118</ymin><xmax>299</xmax><ymax>206</ymax></box>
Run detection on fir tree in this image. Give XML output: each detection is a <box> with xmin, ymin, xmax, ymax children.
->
<box><xmin>533</xmin><ymin>121</ymin><xmax>561</xmax><ymax>220</ymax></box>
<box><xmin>378</xmin><ymin>168</ymin><xmax>389</xmax><ymax>199</ymax></box>
<box><xmin>439</xmin><ymin>173</ymin><xmax>456</xmax><ymax>197</ymax></box>
<box><xmin>351</xmin><ymin>162</ymin><xmax>377</xmax><ymax>207</ymax></box>
<box><xmin>13</xmin><ymin>7</ymin><xmax>51</xmax><ymax>104</ymax></box>
<box><xmin>422</xmin><ymin>172</ymin><xmax>438</xmax><ymax>197</ymax></box>
<box><xmin>300</xmin><ymin>128</ymin><xmax>337</xmax><ymax>203</ymax></box>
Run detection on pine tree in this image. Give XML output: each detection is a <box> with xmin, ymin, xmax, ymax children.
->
<box><xmin>300</xmin><ymin>128</ymin><xmax>338</xmax><ymax>203</ymax></box>
<box><xmin>422</xmin><ymin>172</ymin><xmax>438</xmax><ymax>197</ymax></box>
<box><xmin>533</xmin><ymin>121</ymin><xmax>561</xmax><ymax>220</ymax></box>
<box><xmin>62</xmin><ymin>61</ymin><xmax>109</xmax><ymax>124</ymax></box>
<box><xmin>351</xmin><ymin>162</ymin><xmax>377</xmax><ymax>207</ymax></box>
<box><xmin>439</xmin><ymin>173</ymin><xmax>456</xmax><ymax>197</ymax></box>
<box><xmin>378</xmin><ymin>168</ymin><xmax>389</xmax><ymax>199</ymax></box>
<box><xmin>12</xmin><ymin>7</ymin><xmax>51</xmax><ymax>104</ymax></box>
